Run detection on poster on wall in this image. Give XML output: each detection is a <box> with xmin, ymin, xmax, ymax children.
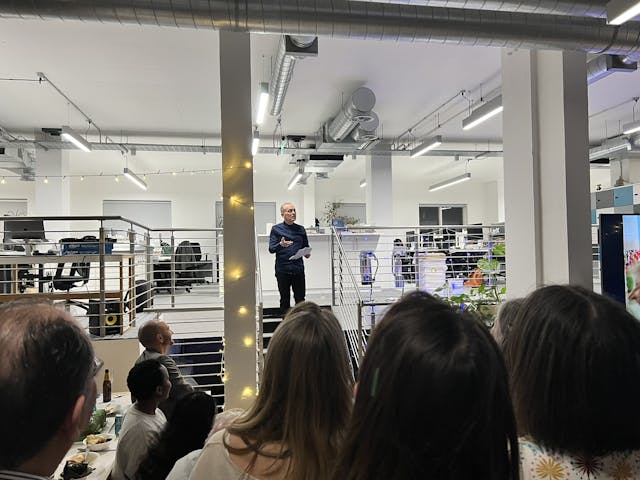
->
<box><xmin>623</xmin><ymin>215</ymin><xmax>640</xmax><ymax>318</ymax></box>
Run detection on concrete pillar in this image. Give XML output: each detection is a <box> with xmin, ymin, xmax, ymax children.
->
<box><xmin>502</xmin><ymin>49</ymin><xmax>592</xmax><ymax>297</ymax></box>
<box><xmin>302</xmin><ymin>174</ymin><xmax>316</xmax><ymax>228</ymax></box>
<box><xmin>219</xmin><ymin>31</ymin><xmax>257</xmax><ymax>409</ymax></box>
<box><xmin>365</xmin><ymin>147</ymin><xmax>393</xmax><ymax>225</ymax></box>
<box><xmin>34</xmin><ymin>148</ymin><xmax>71</xmax><ymax>239</ymax></box>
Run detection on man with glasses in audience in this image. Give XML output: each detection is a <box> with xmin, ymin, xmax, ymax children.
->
<box><xmin>0</xmin><ymin>301</ymin><xmax>98</xmax><ymax>480</ymax></box>
<box><xmin>269</xmin><ymin>202</ymin><xmax>311</xmax><ymax>315</ymax></box>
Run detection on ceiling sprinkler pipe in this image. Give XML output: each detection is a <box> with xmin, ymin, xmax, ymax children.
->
<box><xmin>328</xmin><ymin>87</ymin><xmax>376</xmax><ymax>142</ymax></box>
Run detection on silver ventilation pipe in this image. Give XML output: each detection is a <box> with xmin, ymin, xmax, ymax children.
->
<box><xmin>586</xmin><ymin>54</ymin><xmax>637</xmax><ymax>84</ymax></box>
<box><xmin>347</xmin><ymin>0</ymin><xmax>608</xmax><ymax>18</ymax></box>
<box><xmin>350</xmin><ymin>112</ymin><xmax>380</xmax><ymax>142</ymax></box>
<box><xmin>328</xmin><ymin>87</ymin><xmax>376</xmax><ymax>142</ymax></box>
<box><xmin>269</xmin><ymin>35</ymin><xmax>317</xmax><ymax>117</ymax></box>
<box><xmin>2</xmin><ymin>1</ymin><xmax>640</xmax><ymax>57</ymax></box>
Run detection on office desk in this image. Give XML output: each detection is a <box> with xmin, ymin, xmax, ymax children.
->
<box><xmin>0</xmin><ymin>253</ymin><xmax>136</xmax><ymax>333</ymax></box>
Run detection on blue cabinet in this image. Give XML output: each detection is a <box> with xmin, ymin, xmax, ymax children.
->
<box><xmin>614</xmin><ymin>186</ymin><xmax>633</xmax><ymax>206</ymax></box>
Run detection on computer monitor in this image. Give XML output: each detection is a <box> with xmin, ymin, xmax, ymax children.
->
<box><xmin>4</xmin><ymin>218</ymin><xmax>46</xmax><ymax>242</ymax></box>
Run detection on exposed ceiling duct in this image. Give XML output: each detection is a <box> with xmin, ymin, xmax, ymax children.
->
<box><xmin>2</xmin><ymin>1</ymin><xmax>640</xmax><ymax>58</ymax></box>
<box><xmin>327</xmin><ymin>87</ymin><xmax>376</xmax><ymax>142</ymax></box>
<box><xmin>347</xmin><ymin>0</ymin><xmax>609</xmax><ymax>17</ymax></box>
<box><xmin>269</xmin><ymin>35</ymin><xmax>318</xmax><ymax>117</ymax></box>
<box><xmin>350</xmin><ymin>112</ymin><xmax>380</xmax><ymax>142</ymax></box>
<box><xmin>587</xmin><ymin>54</ymin><xmax>637</xmax><ymax>84</ymax></box>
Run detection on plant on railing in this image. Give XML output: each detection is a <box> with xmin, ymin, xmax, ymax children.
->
<box><xmin>435</xmin><ymin>243</ymin><xmax>506</xmax><ymax>326</ymax></box>
<box><xmin>322</xmin><ymin>200</ymin><xmax>360</xmax><ymax>226</ymax></box>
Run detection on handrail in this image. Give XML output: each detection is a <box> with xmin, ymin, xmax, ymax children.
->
<box><xmin>331</xmin><ymin>226</ymin><xmax>363</xmax><ymax>304</ymax></box>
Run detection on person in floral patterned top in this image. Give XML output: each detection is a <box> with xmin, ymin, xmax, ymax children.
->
<box><xmin>504</xmin><ymin>285</ymin><xmax>640</xmax><ymax>480</ymax></box>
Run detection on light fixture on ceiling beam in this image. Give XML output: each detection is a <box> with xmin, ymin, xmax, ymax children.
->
<box><xmin>623</xmin><ymin>120</ymin><xmax>640</xmax><ymax>134</ymax></box>
<box><xmin>462</xmin><ymin>95</ymin><xmax>503</xmax><ymax>131</ymax></box>
<box><xmin>123</xmin><ymin>168</ymin><xmax>148</xmax><ymax>190</ymax></box>
<box><xmin>256</xmin><ymin>82</ymin><xmax>269</xmax><ymax>125</ymax></box>
<box><xmin>287</xmin><ymin>161</ymin><xmax>305</xmax><ymax>190</ymax></box>
<box><xmin>359</xmin><ymin>179</ymin><xmax>367</xmax><ymax>188</ymax></box>
<box><xmin>607</xmin><ymin>0</ymin><xmax>640</xmax><ymax>24</ymax></box>
<box><xmin>410</xmin><ymin>135</ymin><xmax>442</xmax><ymax>158</ymax></box>
<box><xmin>61</xmin><ymin>125</ymin><xmax>92</xmax><ymax>152</ymax></box>
<box><xmin>588</xmin><ymin>136</ymin><xmax>631</xmax><ymax>160</ymax></box>
<box><xmin>252</xmin><ymin>129</ymin><xmax>260</xmax><ymax>156</ymax></box>
<box><xmin>428</xmin><ymin>172</ymin><xmax>471</xmax><ymax>192</ymax></box>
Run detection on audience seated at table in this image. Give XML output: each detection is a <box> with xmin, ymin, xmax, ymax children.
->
<box><xmin>0</xmin><ymin>301</ymin><xmax>97</xmax><ymax>480</ymax></box>
<box><xmin>190</xmin><ymin>301</ymin><xmax>354</xmax><ymax>480</ymax></box>
<box><xmin>136</xmin><ymin>391</ymin><xmax>216</xmax><ymax>480</ymax></box>
<box><xmin>504</xmin><ymin>285</ymin><xmax>640</xmax><ymax>479</ymax></box>
<box><xmin>112</xmin><ymin>359</ymin><xmax>171</xmax><ymax>480</ymax></box>
<box><xmin>136</xmin><ymin>319</ymin><xmax>194</xmax><ymax>419</ymax></box>
<box><xmin>332</xmin><ymin>291</ymin><xmax>519</xmax><ymax>480</ymax></box>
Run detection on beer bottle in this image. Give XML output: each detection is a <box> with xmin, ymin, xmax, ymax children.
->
<box><xmin>102</xmin><ymin>369</ymin><xmax>112</xmax><ymax>403</ymax></box>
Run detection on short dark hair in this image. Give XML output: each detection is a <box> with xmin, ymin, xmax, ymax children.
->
<box><xmin>136</xmin><ymin>391</ymin><xmax>216</xmax><ymax>480</ymax></box>
<box><xmin>333</xmin><ymin>291</ymin><xmax>519</xmax><ymax>480</ymax></box>
<box><xmin>0</xmin><ymin>301</ymin><xmax>94</xmax><ymax>469</ymax></box>
<box><xmin>493</xmin><ymin>297</ymin><xmax>525</xmax><ymax>347</ymax></box>
<box><xmin>504</xmin><ymin>285</ymin><xmax>640</xmax><ymax>456</ymax></box>
<box><xmin>128</xmin><ymin>359</ymin><xmax>166</xmax><ymax>401</ymax></box>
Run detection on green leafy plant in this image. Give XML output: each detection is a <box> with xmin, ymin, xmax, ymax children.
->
<box><xmin>322</xmin><ymin>200</ymin><xmax>359</xmax><ymax>226</ymax></box>
<box><xmin>435</xmin><ymin>243</ymin><xmax>506</xmax><ymax>326</ymax></box>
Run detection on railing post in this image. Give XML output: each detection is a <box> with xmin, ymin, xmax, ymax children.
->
<box><xmin>331</xmin><ymin>229</ymin><xmax>336</xmax><ymax>306</ymax></box>
<box><xmin>170</xmin><ymin>233</ymin><xmax>176</xmax><ymax>308</ymax></box>
<box><xmin>357</xmin><ymin>299</ymin><xmax>364</xmax><ymax>366</ymax></box>
<box><xmin>145</xmin><ymin>232</ymin><xmax>152</xmax><ymax>283</ymax></box>
<box><xmin>98</xmin><ymin>226</ymin><xmax>106</xmax><ymax>338</ymax></box>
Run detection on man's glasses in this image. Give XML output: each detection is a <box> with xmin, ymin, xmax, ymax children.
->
<box><xmin>92</xmin><ymin>357</ymin><xmax>104</xmax><ymax>377</ymax></box>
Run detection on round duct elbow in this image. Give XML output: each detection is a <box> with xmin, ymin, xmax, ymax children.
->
<box><xmin>328</xmin><ymin>87</ymin><xmax>376</xmax><ymax>141</ymax></box>
<box><xmin>350</xmin><ymin>111</ymin><xmax>380</xmax><ymax>141</ymax></box>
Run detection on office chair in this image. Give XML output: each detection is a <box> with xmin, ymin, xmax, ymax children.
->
<box><xmin>52</xmin><ymin>262</ymin><xmax>90</xmax><ymax>292</ymax></box>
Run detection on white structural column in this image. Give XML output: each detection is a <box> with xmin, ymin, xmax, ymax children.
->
<box><xmin>34</xmin><ymin>147</ymin><xmax>71</xmax><ymax>237</ymax></box>
<box><xmin>502</xmin><ymin>49</ymin><xmax>592</xmax><ymax>297</ymax></box>
<box><xmin>302</xmin><ymin>174</ymin><xmax>316</xmax><ymax>227</ymax></box>
<box><xmin>365</xmin><ymin>148</ymin><xmax>393</xmax><ymax>225</ymax></box>
<box><xmin>219</xmin><ymin>31</ymin><xmax>257</xmax><ymax>409</ymax></box>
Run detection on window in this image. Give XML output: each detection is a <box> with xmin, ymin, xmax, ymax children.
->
<box><xmin>419</xmin><ymin>204</ymin><xmax>466</xmax><ymax>226</ymax></box>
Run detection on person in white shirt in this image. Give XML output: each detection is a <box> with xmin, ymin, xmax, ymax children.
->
<box><xmin>112</xmin><ymin>359</ymin><xmax>171</xmax><ymax>480</ymax></box>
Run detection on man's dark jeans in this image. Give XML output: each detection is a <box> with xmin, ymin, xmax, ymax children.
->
<box><xmin>276</xmin><ymin>271</ymin><xmax>305</xmax><ymax>315</ymax></box>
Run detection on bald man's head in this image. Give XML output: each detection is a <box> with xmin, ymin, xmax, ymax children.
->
<box><xmin>138</xmin><ymin>319</ymin><xmax>173</xmax><ymax>354</ymax></box>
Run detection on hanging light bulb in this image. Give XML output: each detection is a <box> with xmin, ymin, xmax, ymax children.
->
<box><xmin>43</xmin><ymin>177</ymin><xmax>49</xmax><ymax>184</ymax></box>
<box><xmin>1</xmin><ymin>177</ymin><xmax>6</xmax><ymax>185</ymax></box>
<box><xmin>115</xmin><ymin>175</ymin><xmax>120</xmax><ymax>183</ymax></box>
<box><xmin>80</xmin><ymin>175</ymin><xmax>85</xmax><ymax>181</ymax></box>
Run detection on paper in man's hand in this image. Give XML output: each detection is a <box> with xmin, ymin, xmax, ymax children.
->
<box><xmin>289</xmin><ymin>247</ymin><xmax>312</xmax><ymax>260</ymax></box>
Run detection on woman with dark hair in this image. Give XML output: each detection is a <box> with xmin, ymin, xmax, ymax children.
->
<box><xmin>136</xmin><ymin>391</ymin><xmax>216</xmax><ymax>480</ymax></box>
<box><xmin>333</xmin><ymin>291</ymin><xmax>519</xmax><ymax>480</ymax></box>
<box><xmin>504</xmin><ymin>285</ymin><xmax>640</xmax><ymax>479</ymax></box>
<box><xmin>190</xmin><ymin>301</ymin><xmax>354</xmax><ymax>480</ymax></box>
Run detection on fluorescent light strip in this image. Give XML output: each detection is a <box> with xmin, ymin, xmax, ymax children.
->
<box><xmin>410</xmin><ymin>135</ymin><xmax>443</xmax><ymax>158</ymax></box>
<box><xmin>252</xmin><ymin>130</ymin><xmax>260</xmax><ymax>156</ymax></box>
<box><xmin>123</xmin><ymin>168</ymin><xmax>148</xmax><ymax>191</ymax></box>
<box><xmin>428</xmin><ymin>173</ymin><xmax>471</xmax><ymax>192</ymax></box>
<box><xmin>256</xmin><ymin>82</ymin><xmax>269</xmax><ymax>125</ymax></box>
<box><xmin>462</xmin><ymin>95</ymin><xmax>503</xmax><ymax>131</ymax></box>
<box><xmin>287</xmin><ymin>172</ymin><xmax>303</xmax><ymax>190</ymax></box>
<box><xmin>61</xmin><ymin>125</ymin><xmax>92</xmax><ymax>152</ymax></box>
<box><xmin>607</xmin><ymin>0</ymin><xmax>640</xmax><ymax>24</ymax></box>
<box><xmin>623</xmin><ymin>120</ymin><xmax>640</xmax><ymax>135</ymax></box>
<box><xmin>588</xmin><ymin>138</ymin><xmax>631</xmax><ymax>160</ymax></box>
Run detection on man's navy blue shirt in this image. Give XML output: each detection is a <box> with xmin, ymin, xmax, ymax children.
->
<box><xmin>269</xmin><ymin>222</ymin><xmax>309</xmax><ymax>274</ymax></box>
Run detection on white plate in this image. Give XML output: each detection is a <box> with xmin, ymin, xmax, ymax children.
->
<box><xmin>83</xmin><ymin>435</ymin><xmax>113</xmax><ymax>451</ymax></box>
<box><xmin>67</xmin><ymin>452</ymin><xmax>99</xmax><ymax>465</ymax></box>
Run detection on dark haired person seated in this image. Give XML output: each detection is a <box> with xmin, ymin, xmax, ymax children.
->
<box><xmin>332</xmin><ymin>291</ymin><xmax>519</xmax><ymax>480</ymax></box>
<box><xmin>112</xmin><ymin>359</ymin><xmax>171</xmax><ymax>480</ymax></box>
<box><xmin>504</xmin><ymin>285</ymin><xmax>640</xmax><ymax>479</ymax></box>
<box><xmin>0</xmin><ymin>302</ymin><xmax>97</xmax><ymax>480</ymax></box>
<box><xmin>136</xmin><ymin>391</ymin><xmax>216</xmax><ymax>480</ymax></box>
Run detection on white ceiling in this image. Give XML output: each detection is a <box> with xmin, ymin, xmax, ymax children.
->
<box><xmin>0</xmin><ymin>17</ymin><xmax>638</xmax><ymax>182</ymax></box>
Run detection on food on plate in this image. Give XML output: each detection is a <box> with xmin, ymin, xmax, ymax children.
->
<box><xmin>67</xmin><ymin>454</ymin><xmax>87</xmax><ymax>464</ymax></box>
<box><xmin>62</xmin><ymin>460</ymin><xmax>90</xmax><ymax>480</ymax></box>
<box><xmin>85</xmin><ymin>434</ymin><xmax>110</xmax><ymax>445</ymax></box>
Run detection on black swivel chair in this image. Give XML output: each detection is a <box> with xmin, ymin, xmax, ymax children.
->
<box><xmin>52</xmin><ymin>262</ymin><xmax>91</xmax><ymax>292</ymax></box>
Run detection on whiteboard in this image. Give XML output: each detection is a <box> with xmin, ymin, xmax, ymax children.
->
<box><xmin>102</xmin><ymin>200</ymin><xmax>172</xmax><ymax>231</ymax></box>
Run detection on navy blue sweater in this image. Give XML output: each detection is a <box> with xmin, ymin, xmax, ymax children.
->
<box><xmin>268</xmin><ymin>222</ymin><xmax>310</xmax><ymax>274</ymax></box>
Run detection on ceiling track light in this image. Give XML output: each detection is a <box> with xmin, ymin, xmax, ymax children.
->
<box><xmin>428</xmin><ymin>172</ymin><xmax>471</xmax><ymax>192</ymax></box>
<box><xmin>588</xmin><ymin>137</ymin><xmax>631</xmax><ymax>160</ymax></box>
<box><xmin>623</xmin><ymin>120</ymin><xmax>640</xmax><ymax>135</ymax></box>
<box><xmin>123</xmin><ymin>167</ymin><xmax>148</xmax><ymax>191</ymax></box>
<box><xmin>256</xmin><ymin>82</ymin><xmax>269</xmax><ymax>125</ymax></box>
<box><xmin>410</xmin><ymin>135</ymin><xmax>443</xmax><ymax>158</ymax></box>
<box><xmin>607</xmin><ymin>0</ymin><xmax>640</xmax><ymax>24</ymax></box>
<box><xmin>252</xmin><ymin>129</ymin><xmax>260</xmax><ymax>156</ymax></box>
<box><xmin>462</xmin><ymin>95</ymin><xmax>503</xmax><ymax>131</ymax></box>
<box><xmin>359</xmin><ymin>179</ymin><xmax>367</xmax><ymax>188</ymax></box>
<box><xmin>61</xmin><ymin>125</ymin><xmax>92</xmax><ymax>152</ymax></box>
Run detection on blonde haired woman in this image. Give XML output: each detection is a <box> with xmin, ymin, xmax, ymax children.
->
<box><xmin>190</xmin><ymin>302</ymin><xmax>353</xmax><ymax>480</ymax></box>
